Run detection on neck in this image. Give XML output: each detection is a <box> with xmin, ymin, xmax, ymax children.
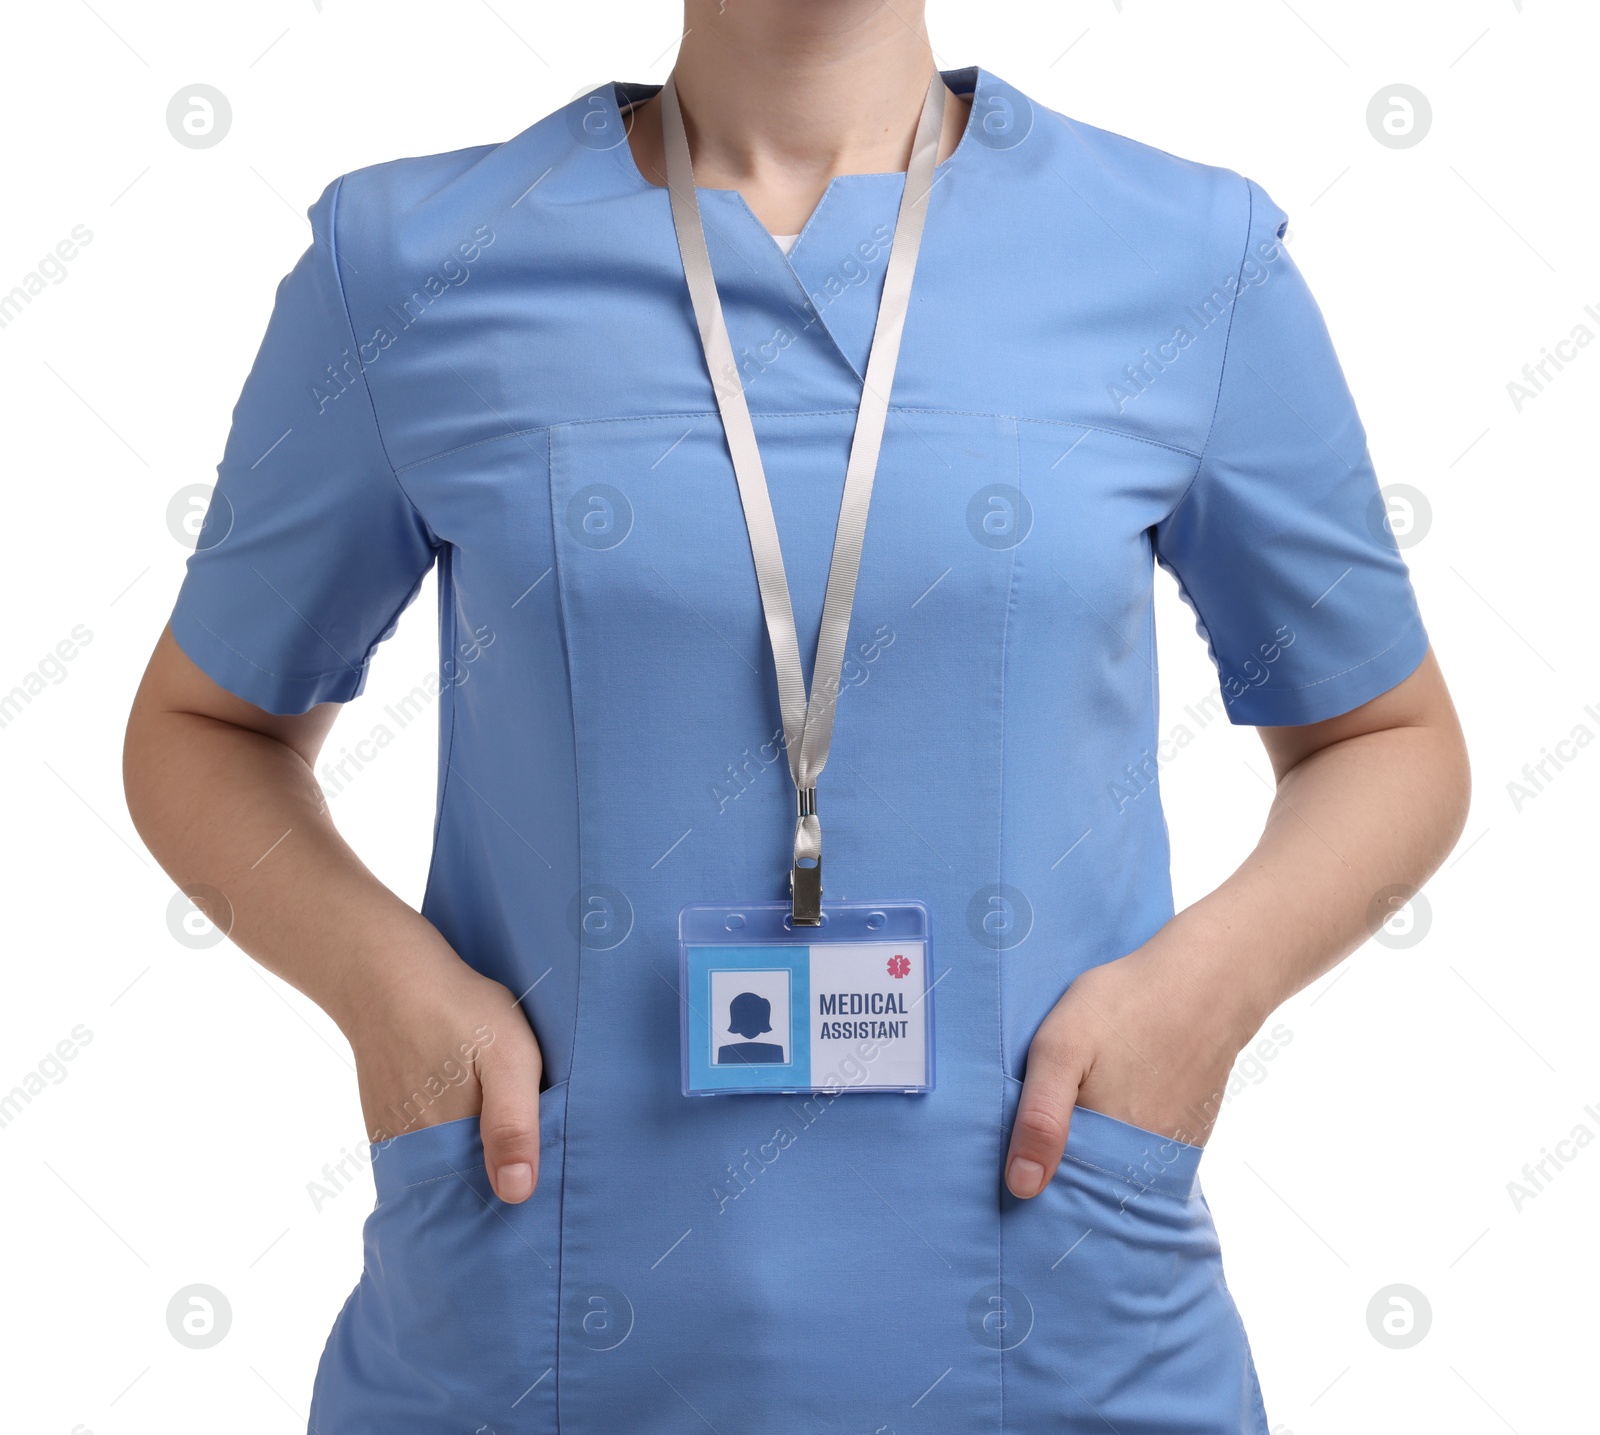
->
<box><xmin>624</xmin><ymin>0</ymin><xmax>967</xmax><ymax>234</ymax></box>
<box><xmin>672</xmin><ymin>0</ymin><xmax>937</xmax><ymax>183</ymax></box>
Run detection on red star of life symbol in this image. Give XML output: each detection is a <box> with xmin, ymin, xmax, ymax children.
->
<box><xmin>887</xmin><ymin>954</ymin><xmax>910</xmax><ymax>979</ymax></box>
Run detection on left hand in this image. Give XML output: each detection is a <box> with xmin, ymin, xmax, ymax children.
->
<box><xmin>1003</xmin><ymin>941</ymin><xmax>1253</xmax><ymax>1199</ymax></box>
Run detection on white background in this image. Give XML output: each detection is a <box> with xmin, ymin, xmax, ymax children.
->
<box><xmin>1</xmin><ymin>1</ymin><xmax>1594</xmax><ymax>1431</ymax></box>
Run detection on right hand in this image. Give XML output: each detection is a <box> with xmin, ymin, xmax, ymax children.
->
<box><xmin>348</xmin><ymin>961</ymin><xmax>545</xmax><ymax>1203</ymax></box>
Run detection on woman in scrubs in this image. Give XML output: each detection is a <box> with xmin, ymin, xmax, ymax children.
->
<box><xmin>124</xmin><ymin>2</ymin><xmax>1470</xmax><ymax>1430</ymax></box>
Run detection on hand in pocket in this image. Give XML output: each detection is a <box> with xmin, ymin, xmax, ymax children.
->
<box><xmin>350</xmin><ymin>963</ymin><xmax>546</xmax><ymax>1203</ymax></box>
<box><xmin>1004</xmin><ymin>943</ymin><xmax>1249</xmax><ymax>1199</ymax></box>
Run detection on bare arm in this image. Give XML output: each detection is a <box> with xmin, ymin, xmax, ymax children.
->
<box><xmin>1004</xmin><ymin>647</ymin><xmax>1470</xmax><ymax>1197</ymax></box>
<box><xmin>124</xmin><ymin>627</ymin><xmax>545</xmax><ymax>1201</ymax></box>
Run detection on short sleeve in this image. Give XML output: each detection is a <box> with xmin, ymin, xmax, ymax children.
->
<box><xmin>1154</xmin><ymin>179</ymin><xmax>1427</xmax><ymax>726</ymax></box>
<box><xmin>169</xmin><ymin>175</ymin><xmax>436</xmax><ymax>716</ymax></box>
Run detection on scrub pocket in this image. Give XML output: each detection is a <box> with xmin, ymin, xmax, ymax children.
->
<box><xmin>308</xmin><ymin>1082</ymin><xmax>568</xmax><ymax>1435</ymax></box>
<box><xmin>998</xmin><ymin>1075</ymin><xmax>1269</xmax><ymax>1434</ymax></box>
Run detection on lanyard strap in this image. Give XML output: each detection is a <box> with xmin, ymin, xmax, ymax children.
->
<box><xmin>660</xmin><ymin>70</ymin><xmax>946</xmax><ymax>923</ymax></box>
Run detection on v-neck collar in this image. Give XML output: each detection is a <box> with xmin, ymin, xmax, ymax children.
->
<box><xmin>596</xmin><ymin>67</ymin><xmax>985</xmax><ymax>382</ymax></box>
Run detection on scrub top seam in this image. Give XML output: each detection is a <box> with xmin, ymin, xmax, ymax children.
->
<box><xmin>424</xmin><ymin>554</ymin><xmax>460</xmax><ymax>898</ymax></box>
<box><xmin>375</xmin><ymin>1163</ymin><xmax>479</xmax><ymax>1197</ymax></box>
<box><xmin>548</xmin><ymin>421</ymin><xmax>586</xmax><ymax>1087</ymax></box>
<box><xmin>1058</xmin><ymin>1150</ymin><xmax>1181</xmax><ymax>1197</ymax></box>
<box><xmin>1163</xmin><ymin>171</ymin><xmax>1258</xmax><ymax>524</ymax></box>
<box><xmin>1144</xmin><ymin>535</ymin><xmax>1161</xmax><ymax>794</ymax></box>
<box><xmin>544</xmin><ymin>422</ymin><xmax>579</xmax><ymax>1435</ymax></box>
<box><xmin>1144</xmin><ymin>177</ymin><xmax>1257</xmax><ymax>694</ymax></box>
<box><xmin>774</xmin><ymin>174</ymin><xmax>832</xmax><ymax>262</ymax></box>
<box><xmin>1011</xmin><ymin>414</ymin><xmax>1202</xmax><ymax>461</ymax></box>
<box><xmin>996</xmin><ymin>414</ymin><xmax>1021</xmax><ymax>1435</ymax></box>
<box><xmin>393</xmin><ymin>408</ymin><xmax>1203</xmax><ymax>478</ymax></box>
<box><xmin>324</xmin><ymin>174</ymin><xmax>440</xmax><ymax>546</ymax></box>
<box><xmin>1252</xmin><ymin>617</ymin><xmax>1422</xmax><ymax>696</ymax></box>
<box><xmin>723</xmin><ymin>184</ymin><xmax>870</xmax><ymax>381</ymax></box>
<box><xmin>179</xmin><ymin>609</ymin><xmax>354</xmax><ymax>685</ymax></box>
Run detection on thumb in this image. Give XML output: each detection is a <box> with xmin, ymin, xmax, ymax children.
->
<box><xmin>1005</xmin><ymin>1041</ymin><xmax>1082</xmax><ymax>1200</ymax></box>
<box><xmin>476</xmin><ymin>1024</ymin><xmax>543</xmax><ymax>1203</ymax></box>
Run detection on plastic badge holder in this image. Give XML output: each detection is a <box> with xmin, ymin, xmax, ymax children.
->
<box><xmin>679</xmin><ymin>900</ymin><xmax>933</xmax><ymax>1096</ymax></box>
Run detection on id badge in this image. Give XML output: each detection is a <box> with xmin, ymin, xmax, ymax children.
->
<box><xmin>679</xmin><ymin>900</ymin><xmax>933</xmax><ymax>1096</ymax></box>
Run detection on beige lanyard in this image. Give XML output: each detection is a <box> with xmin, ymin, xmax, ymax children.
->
<box><xmin>660</xmin><ymin>71</ymin><xmax>947</xmax><ymax>923</ymax></box>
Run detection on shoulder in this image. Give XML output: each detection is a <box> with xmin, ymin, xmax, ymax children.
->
<box><xmin>982</xmin><ymin>70</ymin><xmax>1285</xmax><ymax>278</ymax></box>
<box><xmin>305</xmin><ymin>91</ymin><xmax>604</xmax><ymax>290</ymax></box>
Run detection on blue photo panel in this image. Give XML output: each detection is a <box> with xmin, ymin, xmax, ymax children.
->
<box><xmin>685</xmin><ymin>944</ymin><xmax>812</xmax><ymax>1092</ymax></box>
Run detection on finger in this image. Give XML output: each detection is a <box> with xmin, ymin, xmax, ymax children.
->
<box><xmin>477</xmin><ymin>1025</ymin><xmax>543</xmax><ymax>1203</ymax></box>
<box><xmin>1005</xmin><ymin>1038</ymin><xmax>1083</xmax><ymax>1199</ymax></box>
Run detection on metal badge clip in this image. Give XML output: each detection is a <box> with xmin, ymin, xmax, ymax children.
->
<box><xmin>790</xmin><ymin>859</ymin><xmax>822</xmax><ymax>926</ymax></box>
<box><xmin>791</xmin><ymin>785</ymin><xmax>821</xmax><ymax>924</ymax></box>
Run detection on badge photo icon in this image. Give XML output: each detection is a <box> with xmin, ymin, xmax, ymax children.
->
<box><xmin>717</xmin><ymin>990</ymin><xmax>786</xmax><ymax>1066</ymax></box>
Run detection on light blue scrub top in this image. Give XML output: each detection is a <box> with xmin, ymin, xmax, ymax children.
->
<box><xmin>172</xmin><ymin>68</ymin><xmax>1426</xmax><ymax>1435</ymax></box>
